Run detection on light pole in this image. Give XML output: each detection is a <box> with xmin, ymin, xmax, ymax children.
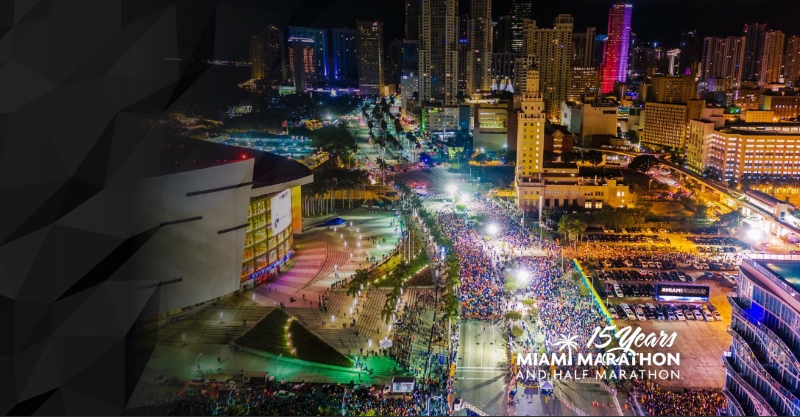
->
<box><xmin>194</xmin><ymin>352</ymin><xmax>203</xmax><ymax>374</ymax></box>
<box><xmin>275</xmin><ymin>354</ymin><xmax>283</xmax><ymax>381</ymax></box>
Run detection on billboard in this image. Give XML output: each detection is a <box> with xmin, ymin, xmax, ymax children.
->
<box><xmin>271</xmin><ymin>189</ymin><xmax>292</xmax><ymax>235</ymax></box>
<box><xmin>655</xmin><ymin>284</ymin><xmax>710</xmax><ymax>302</ymax></box>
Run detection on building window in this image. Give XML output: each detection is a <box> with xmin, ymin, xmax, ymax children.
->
<box><xmin>545</xmin><ymin>199</ymin><xmax>550</xmax><ymax>207</ymax></box>
<box><xmin>596</xmin><ymin>201</ymin><xmax>603</xmax><ymax>209</ymax></box>
<box><xmin>584</xmin><ymin>201</ymin><xmax>592</xmax><ymax>209</ymax></box>
<box><xmin>572</xmin><ymin>199</ymin><xmax>578</xmax><ymax>207</ymax></box>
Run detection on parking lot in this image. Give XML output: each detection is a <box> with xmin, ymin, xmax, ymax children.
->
<box><xmin>609</xmin><ymin>279</ymin><xmax>733</xmax><ymax>389</ymax></box>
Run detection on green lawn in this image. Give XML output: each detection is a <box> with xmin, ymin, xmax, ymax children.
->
<box><xmin>236</xmin><ymin>309</ymin><xmax>353</xmax><ymax>368</ymax></box>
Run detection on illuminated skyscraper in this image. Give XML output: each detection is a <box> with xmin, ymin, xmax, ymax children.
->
<box><xmin>678</xmin><ymin>30</ymin><xmax>701</xmax><ymax>77</ymax></box>
<box><xmin>572</xmin><ymin>27</ymin><xmax>596</xmax><ymax>68</ymax></box>
<box><xmin>599</xmin><ymin>3</ymin><xmax>632</xmax><ymax>94</ymax></box>
<box><xmin>759</xmin><ymin>30</ymin><xmax>785</xmax><ymax>87</ymax></box>
<box><xmin>419</xmin><ymin>0</ymin><xmax>459</xmax><ymax>105</ymax></box>
<box><xmin>357</xmin><ymin>21</ymin><xmax>385</xmax><ymax>96</ymax></box>
<box><xmin>742</xmin><ymin>23</ymin><xmax>767</xmax><ymax>82</ymax></box>
<box><xmin>786</xmin><ymin>36</ymin><xmax>800</xmax><ymax>86</ymax></box>
<box><xmin>701</xmin><ymin>36</ymin><xmax>746</xmax><ymax>91</ymax></box>
<box><xmin>249</xmin><ymin>34</ymin><xmax>265</xmax><ymax>79</ymax></box>
<box><xmin>405</xmin><ymin>0</ymin><xmax>421</xmax><ymax>41</ymax></box>
<box><xmin>288</xmin><ymin>37</ymin><xmax>317</xmax><ymax>92</ymax></box>
<box><xmin>523</xmin><ymin>15</ymin><xmax>573</xmax><ymax>121</ymax></box>
<box><xmin>510</xmin><ymin>0</ymin><xmax>531</xmax><ymax>53</ymax></box>
<box><xmin>332</xmin><ymin>28</ymin><xmax>358</xmax><ymax>82</ymax></box>
<box><xmin>288</xmin><ymin>26</ymin><xmax>328</xmax><ymax>79</ymax></box>
<box><xmin>467</xmin><ymin>0</ymin><xmax>492</xmax><ymax>93</ymax></box>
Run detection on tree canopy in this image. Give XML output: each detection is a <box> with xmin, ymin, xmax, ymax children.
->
<box><xmin>628</xmin><ymin>155</ymin><xmax>659</xmax><ymax>172</ymax></box>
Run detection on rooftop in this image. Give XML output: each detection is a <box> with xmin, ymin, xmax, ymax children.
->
<box><xmin>757</xmin><ymin>261</ymin><xmax>800</xmax><ymax>295</ymax></box>
<box><xmin>139</xmin><ymin>136</ymin><xmax>312</xmax><ymax>189</ymax></box>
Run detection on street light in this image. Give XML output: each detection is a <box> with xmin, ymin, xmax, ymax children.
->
<box><xmin>487</xmin><ymin>224</ymin><xmax>499</xmax><ymax>236</ymax></box>
<box><xmin>517</xmin><ymin>270</ymin><xmax>530</xmax><ymax>285</ymax></box>
<box><xmin>447</xmin><ymin>184</ymin><xmax>457</xmax><ymax>195</ymax></box>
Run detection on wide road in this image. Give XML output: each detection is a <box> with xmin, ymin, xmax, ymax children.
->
<box><xmin>452</xmin><ymin>320</ymin><xmax>515</xmax><ymax>416</ymax></box>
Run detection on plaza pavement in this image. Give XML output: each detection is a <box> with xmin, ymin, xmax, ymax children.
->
<box><xmin>133</xmin><ymin>209</ymin><xmax>419</xmax><ymax>401</ymax></box>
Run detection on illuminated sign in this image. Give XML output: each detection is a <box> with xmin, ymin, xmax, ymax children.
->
<box><xmin>655</xmin><ymin>284</ymin><xmax>710</xmax><ymax>302</ymax></box>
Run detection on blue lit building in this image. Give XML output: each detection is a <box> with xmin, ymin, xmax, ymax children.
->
<box><xmin>726</xmin><ymin>256</ymin><xmax>800</xmax><ymax>416</ymax></box>
<box><xmin>331</xmin><ymin>28</ymin><xmax>358</xmax><ymax>82</ymax></box>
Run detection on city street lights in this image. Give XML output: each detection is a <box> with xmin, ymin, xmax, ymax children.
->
<box><xmin>517</xmin><ymin>270</ymin><xmax>530</xmax><ymax>286</ymax></box>
<box><xmin>487</xmin><ymin>224</ymin><xmax>499</xmax><ymax>237</ymax></box>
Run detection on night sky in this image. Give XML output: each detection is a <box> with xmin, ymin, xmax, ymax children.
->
<box><xmin>211</xmin><ymin>0</ymin><xmax>798</xmax><ymax>60</ymax></box>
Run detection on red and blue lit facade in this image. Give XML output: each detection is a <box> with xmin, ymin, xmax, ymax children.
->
<box><xmin>600</xmin><ymin>3</ymin><xmax>632</xmax><ymax>94</ymax></box>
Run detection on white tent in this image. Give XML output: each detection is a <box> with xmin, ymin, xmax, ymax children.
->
<box><xmin>379</xmin><ymin>338</ymin><xmax>393</xmax><ymax>349</ymax></box>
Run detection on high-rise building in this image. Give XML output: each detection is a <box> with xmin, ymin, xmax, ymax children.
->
<box><xmin>332</xmin><ymin>28</ymin><xmax>358</xmax><ymax>82</ymax></box>
<box><xmin>494</xmin><ymin>15</ymin><xmax>513</xmax><ymax>54</ymax></box>
<box><xmin>759</xmin><ymin>30</ymin><xmax>785</xmax><ymax>87</ymax></box>
<box><xmin>288</xmin><ymin>27</ymin><xmax>329</xmax><ymax>79</ymax></box>
<box><xmin>592</xmin><ymin>34</ymin><xmax>608</xmax><ymax>68</ymax></box>
<box><xmin>467</xmin><ymin>0</ymin><xmax>492</xmax><ymax>93</ymax></box>
<box><xmin>515</xmin><ymin>65</ymin><xmax>547</xmax><ymax>177</ymax></box>
<box><xmin>356</xmin><ymin>21</ymin><xmax>384</xmax><ymax>96</ymax></box>
<box><xmin>678</xmin><ymin>30</ymin><xmax>701</xmax><ymax>77</ymax></box>
<box><xmin>249</xmin><ymin>34</ymin><xmax>265</xmax><ymax>80</ymax></box>
<box><xmin>492</xmin><ymin>52</ymin><xmax>521</xmax><ymax>88</ymax></box>
<box><xmin>405</xmin><ymin>0</ymin><xmax>421</xmax><ymax>41</ymax></box>
<box><xmin>630</xmin><ymin>42</ymin><xmax>656</xmax><ymax>77</ymax></box>
<box><xmin>570</xmin><ymin>67</ymin><xmax>599</xmax><ymax>101</ymax></box>
<box><xmin>742</xmin><ymin>23</ymin><xmax>767</xmax><ymax>82</ymax></box>
<box><xmin>510</xmin><ymin>0</ymin><xmax>531</xmax><ymax>53</ymax></box>
<box><xmin>288</xmin><ymin>37</ymin><xmax>318</xmax><ymax>92</ymax></box>
<box><xmin>386</xmin><ymin>39</ymin><xmax>405</xmax><ymax>89</ymax></box>
<box><xmin>650</xmin><ymin>75</ymin><xmax>698</xmax><ymax>103</ymax></box>
<box><xmin>419</xmin><ymin>0</ymin><xmax>459</xmax><ymax>105</ymax></box>
<box><xmin>600</xmin><ymin>3</ymin><xmax>633</xmax><ymax>94</ymax></box>
<box><xmin>642</xmin><ymin>102</ymin><xmax>689</xmax><ymax>148</ymax></box>
<box><xmin>702</xmin><ymin>36</ymin><xmax>746</xmax><ymax>91</ymax></box>
<box><xmin>760</xmin><ymin>93</ymin><xmax>800</xmax><ymax>120</ymax></box>
<box><xmin>263</xmin><ymin>26</ymin><xmax>287</xmax><ymax>84</ymax></box>
<box><xmin>786</xmin><ymin>36</ymin><xmax>800</xmax><ymax>86</ymax></box>
<box><xmin>572</xmin><ymin>27</ymin><xmax>596</xmax><ymax>68</ymax></box>
<box><xmin>523</xmin><ymin>15</ymin><xmax>573</xmax><ymax>121</ymax></box>
<box><xmin>724</xmin><ymin>256</ymin><xmax>800</xmax><ymax>417</ymax></box>
<box><xmin>402</xmin><ymin>40</ymin><xmax>419</xmax><ymax>72</ymax></box>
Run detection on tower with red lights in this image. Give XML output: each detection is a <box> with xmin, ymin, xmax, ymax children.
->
<box><xmin>599</xmin><ymin>2</ymin><xmax>632</xmax><ymax>94</ymax></box>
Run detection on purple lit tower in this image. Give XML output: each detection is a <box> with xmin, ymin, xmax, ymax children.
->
<box><xmin>600</xmin><ymin>2</ymin><xmax>632</xmax><ymax>94</ymax></box>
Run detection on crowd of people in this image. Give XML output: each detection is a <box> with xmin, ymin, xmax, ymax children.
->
<box><xmin>436</xmin><ymin>209</ymin><xmax>504</xmax><ymax>320</ymax></box>
<box><xmin>131</xmin><ymin>385</ymin><xmax>432</xmax><ymax>416</ymax></box>
<box><xmin>627</xmin><ymin>380</ymin><xmax>726</xmax><ymax>416</ymax></box>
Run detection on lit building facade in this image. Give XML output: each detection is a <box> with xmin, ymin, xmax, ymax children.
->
<box><xmin>572</xmin><ymin>27</ymin><xmax>596</xmax><ymax>68</ymax></box>
<box><xmin>760</xmin><ymin>94</ymin><xmax>800</xmax><ymax>120</ymax></box>
<box><xmin>134</xmin><ymin>137</ymin><xmax>312</xmax><ymax>323</ymax></box>
<box><xmin>405</xmin><ymin>0</ymin><xmax>421</xmax><ymax>41</ymax></box>
<box><xmin>650</xmin><ymin>75</ymin><xmax>698</xmax><ymax>103</ymax></box>
<box><xmin>523</xmin><ymin>15</ymin><xmax>574</xmax><ymax>121</ymax></box>
<box><xmin>786</xmin><ymin>36</ymin><xmax>800</xmax><ymax>87</ymax></box>
<box><xmin>760</xmin><ymin>30</ymin><xmax>786</xmax><ymax>87</ymax></box>
<box><xmin>686</xmin><ymin>107</ymin><xmax>725</xmax><ymax>172</ymax></box>
<box><xmin>599</xmin><ymin>3</ymin><xmax>632</xmax><ymax>94</ymax></box>
<box><xmin>703</xmin><ymin>123</ymin><xmax>800</xmax><ymax>182</ymax></box>
<box><xmin>510</xmin><ymin>0</ymin><xmax>531</xmax><ymax>53</ymax></box>
<box><xmin>580</xmin><ymin>99</ymin><xmax>619</xmax><ymax>143</ymax></box>
<box><xmin>515</xmin><ymin>66</ymin><xmax>546</xmax><ymax>177</ymax></box>
<box><xmin>419</xmin><ymin>0</ymin><xmax>459</xmax><ymax>105</ymax></box>
<box><xmin>742</xmin><ymin>23</ymin><xmax>767</xmax><ymax>82</ymax></box>
<box><xmin>421</xmin><ymin>106</ymin><xmax>460</xmax><ymax>133</ymax></box>
<box><xmin>467</xmin><ymin>0</ymin><xmax>492</xmax><ymax>93</ymax></box>
<box><xmin>249</xmin><ymin>34</ymin><xmax>265</xmax><ymax>79</ymax></box>
<box><xmin>642</xmin><ymin>102</ymin><xmax>689</xmax><ymax>148</ymax></box>
<box><xmin>702</xmin><ymin>36</ymin><xmax>746</xmax><ymax>91</ymax></box>
<box><xmin>288</xmin><ymin>26</ymin><xmax>329</xmax><ymax>79</ymax></box>
<box><xmin>570</xmin><ymin>67</ymin><xmax>599</xmax><ymax>101</ymax></box>
<box><xmin>288</xmin><ymin>37</ymin><xmax>318</xmax><ymax>92</ymax></box>
<box><xmin>725</xmin><ymin>257</ymin><xmax>800</xmax><ymax>416</ymax></box>
<box><xmin>357</xmin><ymin>21</ymin><xmax>385</xmax><ymax>96</ymax></box>
<box><xmin>332</xmin><ymin>28</ymin><xmax>358</xmax><ymax>82</ymax></box>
